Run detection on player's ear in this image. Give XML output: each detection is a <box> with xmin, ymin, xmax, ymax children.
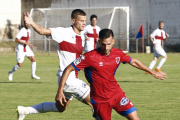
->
<box><xmin>71</xmin><ymin>18</ymin><xmax>75</xmax><ymax>24</ymax></box>
<box><xmin>112</xmin><ymin>39</ymin><xmax>115</xmax><ymax>45</ymax></box>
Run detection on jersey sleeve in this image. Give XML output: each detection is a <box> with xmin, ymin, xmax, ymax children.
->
<box><xmin>16</xmin><ymin>28</ymin><xmax>24</xmax><ymax>39</ymax></box>
<box><xmin>150</xmin><ymin>29</ymin><xmax>157</xmax><ymax>38</ymax></box>
<box><xmin>120</xmin><ymin>51</ymin><xmax>132</xmax><ymax>64</ymax></box>
<box><xmin>49</xmin><ymin>27</ymin><xmax>65</xmax><ymax>43</ymax></box>
<box><xmin>71</xmin><ymin>53</ymin><xmax>90</xmax><ymax>71</ymax></box>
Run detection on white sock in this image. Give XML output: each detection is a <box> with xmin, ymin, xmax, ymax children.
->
<box><xmin>10</xmin><ymin>64</ymin><xmax>20</xmax><ymax>73</ymax></box>
<box><xmin>149</xmin><ymin>60</ymin><xmax>156</xmax><ymax>69</ymax></box>
<box><xmin>157</xmin><ymin>58</ymin><xmax>166</xmax><ymax>69</ymax></box>
<box><xmin>27</xmin><ymin>102</ymin><xmax>58</xmax><ymax>114</ymax></box>
<box><xmin>31</xmin><ymin>62</ymin><xmax>36</xmax><ymax>76</ymax></box>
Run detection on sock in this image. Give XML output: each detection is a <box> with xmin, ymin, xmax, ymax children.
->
<box><xmin>31</xmin><ymin>62</ymin><xmax>36</xmax><ymax>76</ymax></box>
<box><xmin>27</xmin><ymin>102</ymin><xmax>58</xmax><ymax>114</ymax></box>
<box><xmin>10</xmin><ymin>64</ymin><xmax>20</xmax><ymax>73</ymax></box>
<box><xmin>157</xmin><ymin>58</ymin><xmax>166</xmax><ymax>69</ymax></box>
<box><xmin>149</xmin><ymin>60</ymin><xmax>156</xmax><ymax>69</ymax></box>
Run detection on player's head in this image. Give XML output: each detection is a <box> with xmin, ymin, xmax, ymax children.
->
<box><xmin>23</xmin><ymin>14</ymin><xmax>30</xmax><ymax>29</ymax></box>
<box><xmin>159</xmin><ymin>21</ymin><xmax>164</xmax><ymax>29</ymax></box>
<box><xmin>71</xmin><ymin>9</ymin><xmax>86</xmax><ymax>31</ymax></box>
<box><xmin>99</xmin><ymin>29</ymin><xmax>115</xmax><ymax>55</ymax></box>
<box><xmin>90</xmin><ymin>14</ymin><xmax>97</xmax><ymax>26</ymax></box>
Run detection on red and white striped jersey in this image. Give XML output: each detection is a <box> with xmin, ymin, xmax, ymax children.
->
<box><xmin>49</xmin><ymin>26</ymin><xmax>85</xmax><ymax>79</ymax></box>
<box><xmin>16</xmin><ymin>27</ymin><xmax>31</xmax><ymax>52</ymax></box>
<box><xmin>83</xmin><ymin>24</ymin><xmax>100</xmax><ymax>52</ymax></box>
<box><xmin>150</xmin><ymin>28</ymin><xmax>166</xmax><ymax>46</ymax></box>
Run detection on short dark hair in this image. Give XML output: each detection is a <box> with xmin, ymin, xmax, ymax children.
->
<box><xmin>90</xmin><ymin>14</ymin><xmax>97</xmax><ymax>21</ymax></box>
<box><xmin>71</xmin><ymin>9</ymin><xmax>86</xmax><ymax>19</ymax></box>
<box><xmin>99</xmin><ymin>29</ymin><xmax>114</xmax><ymax>41</ymax></box>
<box><xmin>159</xmin><ymin>21</ymin><xmax>164</xmax><ymax>25</ymax></box>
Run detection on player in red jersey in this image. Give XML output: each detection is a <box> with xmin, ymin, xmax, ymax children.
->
<box><xmin>56</xmin><ymin>29</ymin><xmax>167</xmax><ymax>120</ymax></box>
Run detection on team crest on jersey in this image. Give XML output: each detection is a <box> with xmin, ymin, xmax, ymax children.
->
<box><xmin>120</xmin><ymin>97</ymin><xmax>129</xmax><ymax>106</ymax></box>
<box><xmin>74</xmin><ymin>57</ymin><xmax>81</xmax><ymax>65</ymax></box>
<box><xmin>115</xmin><ymin>57</ymin><xmax>120</xmax><ymax>64</ymax></box>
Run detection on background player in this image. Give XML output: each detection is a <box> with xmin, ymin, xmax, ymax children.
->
<box><xmin>56</xmin><ymin>29</ymin><xmax>167</xmax><ymax>120</ymax></box>
<box><xmin>17</xmin><ymin>9</ymin><xmax>94</xmax><ymax>120</ymax></box>
<box><xmin>147</xmin><ymin>21</ymin><xmax>169</xmax><ymax>73</ymax></box>
<box><xmin>8</xmin><ymin>19</ymin><xmax>40</xmax><ymax>81</ymax></box>
<box><xmin>83</xmin><ymin>14</ymin><xmax>100</xmax><ymax>52</ymax></box>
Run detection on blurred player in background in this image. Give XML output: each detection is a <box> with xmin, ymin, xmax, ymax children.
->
<box><xmin>56</xmin><ymin>29</ymin><xmax>167</xmax><ymax>120</ymax></box>
<box><xmin>17</xmin><ymin>9</ymin><xmax>94</xmax><ymax>120</ymax></box>
<box><xmin>147</xmin><ymin>21</ymin><xmax>169</xmax><ymax>73</ymax></box>
<box><xmin>84</xmin><ymin>14</ymin><xmax>100</xmax><ymax>52</ymax></box>
<box><xmin>8</xmin><ymin>18</ymin><xmax>40</xmax><ymax>81</ymax></box>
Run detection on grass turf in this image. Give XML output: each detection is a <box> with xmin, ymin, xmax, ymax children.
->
<box><xmin>0</xmin><ymin>52</ymin><xmax>179</xmax><ymax>120</ymax></box>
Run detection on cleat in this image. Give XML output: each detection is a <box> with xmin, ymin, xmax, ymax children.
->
<box><xmin>17</xmin><ymin>106</ymin><xmax>27</xmax><ymax>120</ymax></box>
<box><xmin>155</xmin><ymin>68</ymin><xmax>161</xmax><ymax>72</ymax></box>
<box><xmin>8</xmin><ymin>71</ymin><xmax>13</xmax><ymax>81</ymax></box>
<box><xmin>146</xmin><ymin>71</ymin><xmax>150</xmax><ymax>74</ymax></box>
<box><xmin>32</xmin><ymin>75</ymin><xmax>40</xmax><ymax>80</ymax></box>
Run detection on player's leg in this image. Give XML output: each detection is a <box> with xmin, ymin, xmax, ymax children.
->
<box><xmin>124</xmin><ymin>111</ymin><xmax>140</xmax><ymax>120</ymax></box>
<box><xmin>26</xmin><ymin>46</ymin><xmax>40</xmax><ymax>79</ymax></box>
<box><xmin>113</xmin><ymin>94</ymin><xmax>139</xmax><ymax>120</ymax></box>
<box><xmin>8</xmin><ymin>50</ymin><xmax>24</xmax><ymax>81</ymax></box>
<box><xmin>156</xmin><ymin>47</ymin><xmax>167</xmax><ymax>71</ymax></box>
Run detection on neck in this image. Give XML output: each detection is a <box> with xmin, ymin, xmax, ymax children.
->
<box><xmin>72</xmin><ymin>25</ymin><xmax>81</xmax><ymax>35</ymax></box>
<box><xmin>91</xmin><ymin>24</ymin><xmax>96</xmax><ymax>27</ymax></box>
<box><xmin>159</xmin><ymin>28</ymin><xmax>163</xmax><ymax>30</ymax></box>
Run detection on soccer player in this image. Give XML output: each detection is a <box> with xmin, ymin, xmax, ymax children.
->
<box><xmin>8</xmin><ymin>19</ymin><xmax>40</xmax><ymax>81</ymax></box>
<box><xmin>84</xmin><ymin>14</ymin><xmax>100</xmax><ymax>52</ymax></box>
<box><xmin>147</xmin><ymin>21</ymin><xmax>169</xmax><ymax>73</ymax></box>
<box><xmin>17</xmin><ymin>9</ymin><xmax>93</xmax><ymax>120</ymax></box>
<box><xmin>56</xmin><ymin>29</ymin><xmax>167</xmax><ymax>120</ymax></box>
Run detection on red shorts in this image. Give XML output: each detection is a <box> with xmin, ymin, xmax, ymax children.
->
<box><xmin>91</xmin><ymin>93</ymin><xmax>137</xmax><ymax>120</ymax></box>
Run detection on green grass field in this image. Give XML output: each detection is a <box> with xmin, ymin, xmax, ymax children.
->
<box><xmin>0</xmin><ymin>52</ymin><xmax>180</xmax><ymax>120</ymax></box>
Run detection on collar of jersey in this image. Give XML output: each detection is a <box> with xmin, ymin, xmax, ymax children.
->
<box><xmin>70</xmin><ymin>25</ymin><xmax>81</xmax><ymax>36</ymax></box>
<box><xmin>98</xmin><ymin>47</ymin><xmax>111</xmax><ymax>57</ymax></box>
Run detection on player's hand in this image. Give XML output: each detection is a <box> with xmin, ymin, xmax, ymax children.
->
<box><xmin>152</xmin><ymin>71</ymin><xmax>167</xmax><ymax>80</ymax></box>
<box><xmin>96</xmin><ymin>38</ymin><xmax>99</xmax><ymax>41</ymax></box>
<box><xmin>86</xmin><ymin>38</ymin><xmax>90</xmax><ymax>41</ymax></box>
<box><xmin>29</xmin><ymin>44</ymin><xmax>34</xmax><ymax>48</ymax></box>
<box><xmin>55</xmin><ymin>92</ymin><xmax>67</xmax><ymax>106</ymax></box>
<box><xmin>24</xmin><ymin>12</ymin><xmax>34</xmax><ymax>25</ymax></box>
<box><xmin>166</xmin><ymin>33</ymin><xmax>169</xmax><ymax>38</ymax></box>
<box><xmin>26</xmin><ymin>41</ymin><xmax>31</xmax><ymax>45</ymax></box>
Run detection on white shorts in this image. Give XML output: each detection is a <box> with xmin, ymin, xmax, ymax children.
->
<box><xmin>58</xmin><ymin>76</ymin><xmax>90</xmax><ymax>101</ymax></box>
<box><xmin>16</xmin><ymin>45</ymin><xmax>34</xmax><ymax>63</ymax></box>
<box><xmin>153</xmin><ymin>46</ymin><xmax>166</xmax><ymax>58</ymax></box>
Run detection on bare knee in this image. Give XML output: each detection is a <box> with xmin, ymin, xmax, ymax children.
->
<box><xmin>154</xmin><ymin>57</ymin><xmax>158</xmax><ymax>62</ymax></box>
<box><xmin>17</xmin><ymin>63</ymin><xmax>22</xmax><ymax>67</ymax></box>
<box><xmin>163</xmin><ymin>55</ymin><xmax>167</xmax><ymax>59</ymax></box>
<box><xmin>29</xmin><ymin>56</ymin><xmax>36</xmax><ymax>62</ymax></box>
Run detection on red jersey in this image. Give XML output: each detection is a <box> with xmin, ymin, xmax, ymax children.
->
<box><xmin>72</xmin><ymin>47</ymin><xmax>132</xmax><ymax>103</ymax></box>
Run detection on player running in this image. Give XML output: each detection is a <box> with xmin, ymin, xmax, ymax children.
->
<box><xmin>84</xmin><ymin>14</ymin><xmax>100</xmax><ymax>52</ymax></box>
<box><xmin>147</xmin><ymin>21</ymin><xmax>169</xmax><ymax>73</ymax></box>
<box><xmin>8</xmin><ymin>19</ymin><xmax>40</xmax><ymax>81</ymax></box>
<box><xmin>17</xmin><ymin>9</ymin><xmax>93</xmax><ymax>120</ymax></box>
<box><xmin>56</xmin><ymin>29</ymin><xmax>167</xmax><ymax>120</ymax></box>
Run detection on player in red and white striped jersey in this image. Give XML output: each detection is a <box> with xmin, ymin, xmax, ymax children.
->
<box><xmin>84</xmin><ymin>14</ymin><xmax>100</xmax><ymax>52</ymax></box>
<box><xmin>147</xmin><ymin>21</ymin><xmax>169</xmax><ymax>73</ymax></box>
<box><xmin>8</xmin><ymin>21</ymin><xmax>40</xmax><ymax>81</ymax></box>
<box><xmin>17</xmin><ymin>9</ymin><xmax>94</xmax><ymax>120</ymax></box>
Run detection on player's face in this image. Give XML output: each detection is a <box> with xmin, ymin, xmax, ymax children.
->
<box><xmin>99</xmin><ymin>36</ymin><xmax>115</xmax><ymax>55</ymax></box>
<box><xmin>25</xmin><ymin>22</ymin><xmax>30</xmax><ymax>29</ymax></box>
<box><xmin>72</xmin><ymin>15</ymin><xmax>86</xmax><ymax>31</ymax></box>
<box><xmin>159</xmin><ymin>23</ymin><xmax>164</xmax><ymax>29</ymax></box>
<box><xmin>91</xmin><ymin>18</ymin><xmax>97</xmax><ymax>26</ymax></box>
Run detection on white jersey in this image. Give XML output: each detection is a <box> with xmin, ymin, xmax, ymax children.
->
<box><xmin>49</xmin><ymin>26</ymin><xmax>85</xmax><ymax>79</ymax></box>
<box><xmin>16</xmin><ymin>27</ymin><xmax>31</xmax><ymax>52</ymax></box>
<box><xmin>83</xmin><ymin>24</ymin><xmax>100</xmax><ymax>52</ymax></box>
<box><xmin>150</xmin><ymin>28</ymin><xmax>166</xmax><ymax>47</ymax></box>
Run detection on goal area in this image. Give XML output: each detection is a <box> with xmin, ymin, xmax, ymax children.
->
<box><xmin>29</xmin><ymin>7</ymin><xmax>129</xmax><ymax>53</ymax></box>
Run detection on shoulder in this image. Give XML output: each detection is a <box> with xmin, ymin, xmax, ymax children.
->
<box><xmin>96</xmin><ymin>26</ymin><xmax>100</xmax><ymax>30</ymax></box>
<box><xmin>112</xmin><ymin>48</ymin><xmax>127</xmax><ymax>56</ymax></box>
<box><xmin>84</xmin><ymin>49</ymin><xmax>99</xmax><ymax>58</ymax></box>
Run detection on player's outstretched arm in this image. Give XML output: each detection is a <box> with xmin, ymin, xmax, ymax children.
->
<box><xmin>55</xmin><ymin>64</ymin><xmax>75</xmax><ymax>106</ymax></box>
<box><xmin>24</xmin><ymin>12</ymin><xmax>51</xmax><ymax>35</ymax></box>
<box><xmin>129</xmin><ymin>58</ymin><xmax>167</xmax><ymax>80</ymax></box>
